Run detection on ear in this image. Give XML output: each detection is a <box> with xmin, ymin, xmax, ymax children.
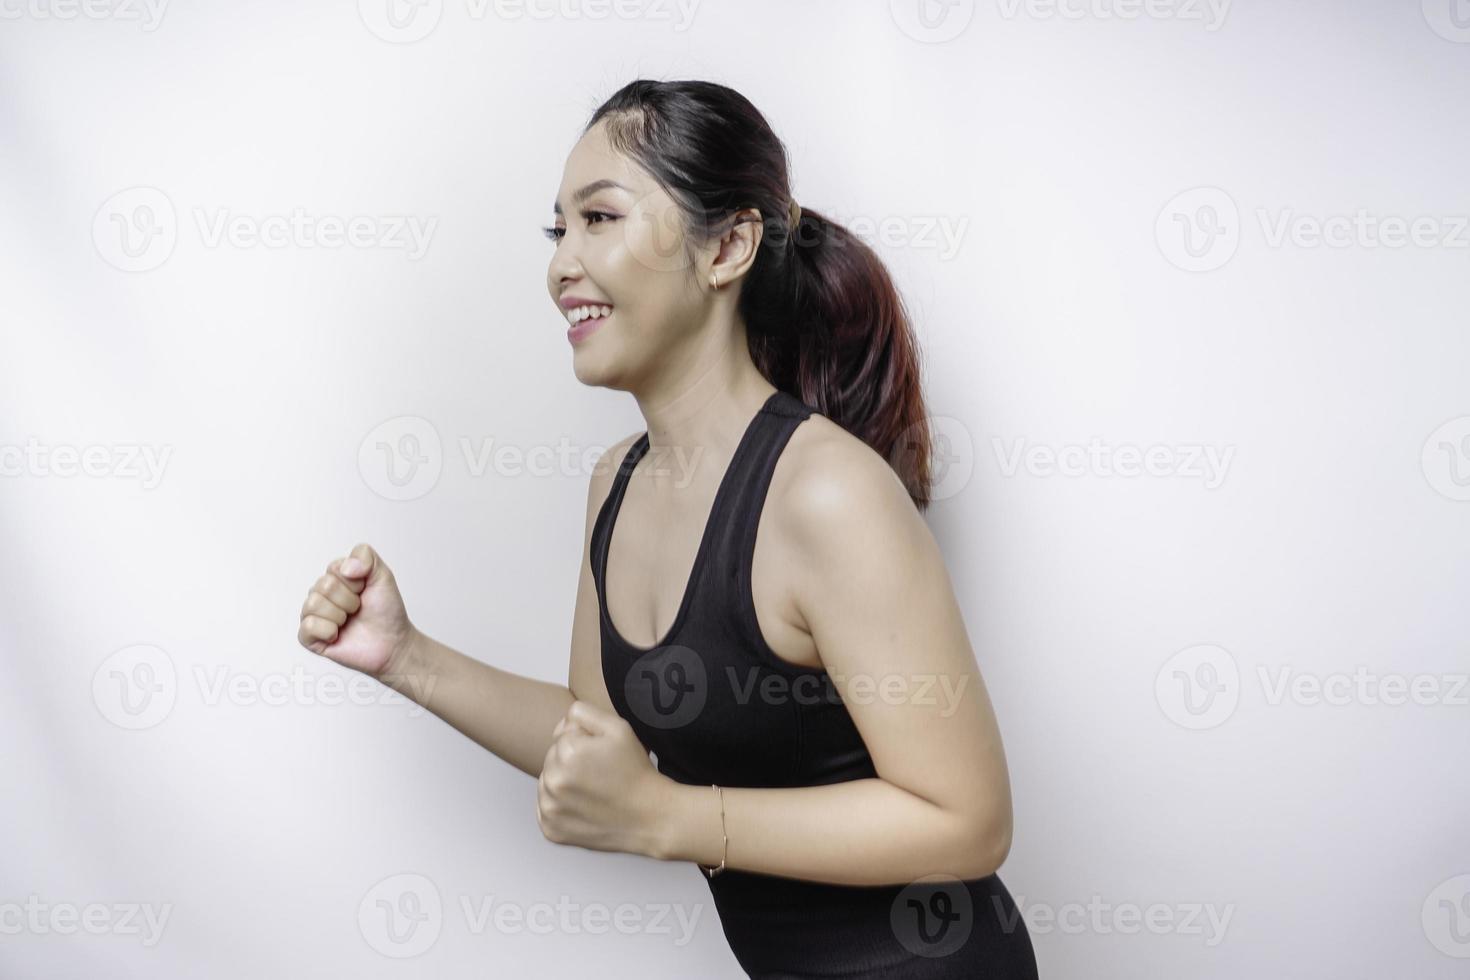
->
<box><xmin>708</xmin><ymin>206</ymin><xmax>765</xmax><ymax>291</ymax></box>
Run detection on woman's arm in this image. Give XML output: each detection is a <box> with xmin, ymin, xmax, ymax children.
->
<box><xmin>650</xmin><ymin>436</ymin><xmax>1015</xmax><ymax>886</ymax></box>
<box><xmin>379</xmin><ymin>631</ymin><xmax>574</xmax><ymax>779</ymax></box>
<box><xmin>656</xmin><ymin>774</ymin><xmax>1003</xmax><ymax>885</ymax></box>
<box><xmin>375</xmin><ymin>435</ymin><xmax>632</xmax><ymax>779</ymax></box>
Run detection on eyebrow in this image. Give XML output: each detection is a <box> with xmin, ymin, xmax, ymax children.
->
<box><xmin>552</xmin><ymin>179</ymin><xmax>629</xmax><ymax>216</ymax></box>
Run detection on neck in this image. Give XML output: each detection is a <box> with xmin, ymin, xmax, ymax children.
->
<box><xmin>631</xmin><ymin>325</ymin><xmax>776</xmax><ymax>485</ymax></box>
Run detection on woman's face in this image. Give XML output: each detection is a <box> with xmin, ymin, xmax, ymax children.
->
<box><xmin>546</xmin><ymin>120</ymin><xmax>709</xmax><ymax>388</ymax></box>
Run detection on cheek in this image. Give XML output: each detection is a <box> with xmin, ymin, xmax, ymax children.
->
<box><xmin>622</xmin><ymin>207</ymin><xmax>695</xmax><ymax>279</ymax></box>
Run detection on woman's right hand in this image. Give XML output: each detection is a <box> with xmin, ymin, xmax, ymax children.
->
<box><xmin>297</xmin><ymin>543</ymin><xmax>418</xmax><ymax>679</ymax></box>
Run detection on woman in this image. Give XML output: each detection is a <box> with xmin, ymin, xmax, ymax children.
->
<box><xmin>297</xmin><ymin>79</ymin><xmax>1038</xmax><ymax>979</ymax></box>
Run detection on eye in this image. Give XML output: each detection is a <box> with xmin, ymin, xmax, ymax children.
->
<box><xmin>541</xmin><ymin>210</ymin><xmax>617</xmax><ymax>244</ymax></box>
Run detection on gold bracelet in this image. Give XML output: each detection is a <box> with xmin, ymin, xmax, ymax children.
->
<box><xmin>698</xmin><ymin>784</ymin><xmax>727</xmax><ymax>878</ymax></box>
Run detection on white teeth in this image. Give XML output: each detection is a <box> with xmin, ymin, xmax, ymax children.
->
<box><xmin>569</xmin><ymin>305</ymin><xmax>612</xmax><ymax>324</ymax></box>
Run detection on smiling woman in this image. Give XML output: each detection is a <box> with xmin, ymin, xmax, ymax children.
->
<box><xmin>299</xmin><ymin>78</ymin><xmax>1037</xmax><ymax>979</ymax></box>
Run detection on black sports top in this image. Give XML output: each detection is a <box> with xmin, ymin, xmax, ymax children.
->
<box><xmin>593</xmin><ymin>389</ymin><xmax>1039</xmax><ymax>979</ymax></box>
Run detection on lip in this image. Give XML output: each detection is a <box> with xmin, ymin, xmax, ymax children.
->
<box><xmin>567</xmin><ymin>309</ymin><xmax>610</xmax><ymax>345</ymax></box>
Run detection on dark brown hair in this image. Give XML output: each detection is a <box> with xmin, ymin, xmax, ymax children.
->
<box><xmin>584</xmin><ymin>79</ymin><xmax>934</xmax><ymax>512</ymax></box>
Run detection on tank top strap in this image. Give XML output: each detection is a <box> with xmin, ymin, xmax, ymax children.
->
<box><xmin>590</xmin><ymin>431</ymin><xmax>650</xmax><ymax>591</ymax></box>
<box><xmin>702</xmin><ymin>390</ymin><xmax>816</xmax><ymax>600</ymax></box>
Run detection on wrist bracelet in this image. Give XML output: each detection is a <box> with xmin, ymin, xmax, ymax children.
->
<box><xmin>698</xmin><ymin>784</ymin><xmax>727</xmax><ymax>878</ymax></box>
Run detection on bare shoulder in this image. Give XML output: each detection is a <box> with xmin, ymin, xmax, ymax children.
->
<box><xmin>769</xmin><ymin>412</ymin><xmax>929</xmax><ymax>563</ymax></box>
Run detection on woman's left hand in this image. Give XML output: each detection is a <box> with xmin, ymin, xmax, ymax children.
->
<box><xmin>536</xmin><ymin>700</ymin><xmax>672</xmax><ymax>859</ymax></box>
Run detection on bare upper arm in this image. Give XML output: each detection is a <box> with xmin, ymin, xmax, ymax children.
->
<box><xmin>779</xmin><ymin>434</ymin><xmax>1014</xmax><ymax>855</ymax></box>
<box><xmin>567</xmin><ymin>431</ymin><xmax>642</xmax><ymax>710</ymax></box>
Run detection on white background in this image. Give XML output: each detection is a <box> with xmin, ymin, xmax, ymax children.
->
<box><xmin>2</xmin><ymin>1</ymin><xmax>1468</xmax><ymax>976</ymax></box>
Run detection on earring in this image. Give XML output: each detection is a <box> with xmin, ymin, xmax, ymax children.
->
<box><xmin>710</xmin><ymin>271</ymin><xmax>719</xmax><ymax>290</ymax></box>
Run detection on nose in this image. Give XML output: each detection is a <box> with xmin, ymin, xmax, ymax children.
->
<box><xmin>547</xmin><ymin>243</ymin><xmax>586</xmax><ymax>300</ymax></box>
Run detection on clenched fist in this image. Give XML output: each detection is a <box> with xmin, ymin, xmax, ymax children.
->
<box><xmin>536</xmin><ymin>700</ymin><xmax>670</xmax><ymax>859</ymax></box>
<box><xmin>297</xmin><ymin>542</ymin><xmax>418</xmax><ymax>678</ymax></box>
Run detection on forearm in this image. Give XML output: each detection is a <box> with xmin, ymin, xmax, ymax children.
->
<box><xmin>655</xmin><ymin>777</ymin><xmax>1003</xmax><ymax>887</ymax></box>
<box><xmin>379</xmin><ymin>629</ymin><xmax>572</xmax><ymax>779</ymax></box>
